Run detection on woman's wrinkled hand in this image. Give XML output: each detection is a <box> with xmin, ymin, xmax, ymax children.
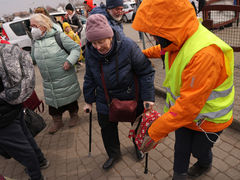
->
<box><xmin>84</xmin><ymin>103</ymin><xmax>92</xmax><ymax>113</ymax></box>
<box><xmin>63</xmin><ymin>61</ymin><xmax>71</xmax><ymax>70</ymax></box>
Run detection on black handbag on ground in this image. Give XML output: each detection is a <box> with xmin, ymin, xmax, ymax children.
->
<box><xmin>24</xmin><ymin>108</ymin><xmax>46</xmax><ymax>137</ymax></box>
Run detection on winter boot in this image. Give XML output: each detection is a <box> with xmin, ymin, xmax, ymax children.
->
<box><xmin>69</xmin><ymin>112</ymin><xmax>79</xmax><ymax>127</ymax></box>
<box><xmin>187</xmin><ymin>162</ymin><xmax>212</xmax><ymax>177</ymax></box>
<box><xmin>48</xmin><ymin>116</ymin><xmax>64</xmax><ymax>134</ymax></box>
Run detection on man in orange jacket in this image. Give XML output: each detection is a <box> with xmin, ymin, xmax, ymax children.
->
<box><xmin>132</xmin><ymin>0</ymin><xmax>234</xmax><ymax>180</ymax></box>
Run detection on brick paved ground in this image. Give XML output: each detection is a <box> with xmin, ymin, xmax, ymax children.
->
<box><xmin>0</xmin><ymin>23</ymin><xmax>240</xmax><ymax>180</ymax></box>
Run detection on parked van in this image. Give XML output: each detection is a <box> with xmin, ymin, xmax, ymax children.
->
<box><xmin>122</xmin><ymin>1</ymin><xmax>136</xmax><ymax>23</ymax></box>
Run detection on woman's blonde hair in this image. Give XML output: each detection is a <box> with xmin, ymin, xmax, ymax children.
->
<box><xmin>30</xmin><ymin>13</ymin><xmax>53</xmax><ymax>32</ymax></box>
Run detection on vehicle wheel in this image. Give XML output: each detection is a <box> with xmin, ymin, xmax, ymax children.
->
<box><xmin>122</xmin><ymin>15</ymin><xmax>128</xmax><ymax>23</ymax></box>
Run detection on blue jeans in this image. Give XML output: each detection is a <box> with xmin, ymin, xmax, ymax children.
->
<box><xmin>173</xmin><ymin>127</ymin><xmax>222</xmax><ymax>174</ymax></box>
<box><xmin>0</xmin><ymin>110</ymin><xmax>44</xmax><ymax>180</ymax></box>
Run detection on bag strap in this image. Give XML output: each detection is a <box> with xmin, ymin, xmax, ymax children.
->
<box><xmin>37</xmin><ymin>101</ymin><xmax>45</xmax><ymax>113</ymax></box>
<box><xmin>100</xmin><ymin>63</ymin><xmax>111</xmax><ymax>104</ymax></box>
<box><xmin>54</xmin><ymin>32</ymin><xmax>70</xmax><ymax>55</ymax></box>
<box><xmin>100</xmin><ymin>62</ymin><xmax>138</xmax><ymax>104</ymax></box>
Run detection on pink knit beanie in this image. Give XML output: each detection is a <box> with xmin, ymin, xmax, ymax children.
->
<box><xmin>86</xmin><ymin>14</ymin><xmax>114</xmax><ymax>42</ymax></box>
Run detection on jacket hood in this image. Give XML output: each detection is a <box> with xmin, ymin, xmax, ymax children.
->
<box><xmin>132</xmin><ymin>0</ymin><xmax>199</xmax><ymax>50</ymax></box>
<box><xmin>85</xmin><ymin>0</ymin><xmax>95</xmax><ymax>10</ymax></box>
<box><xmin>43</xmin><ymin>23</ymin><xmax>61</xmax><ymax>39</ymax></box>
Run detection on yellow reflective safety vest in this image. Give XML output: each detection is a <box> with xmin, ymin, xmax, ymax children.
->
<box><xmin>163</xmin><ymin>23</ymin><xmax>234</xmax><ymax>123</ymax></box>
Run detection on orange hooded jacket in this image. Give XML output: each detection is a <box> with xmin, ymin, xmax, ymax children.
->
<box><xmin>85</xmin><ymin>0</ymin><xmax>96</xmax><ymax>11</ymax></box>
<box><xmin>132</xmin><ymin>0</ymin><xmax>233</xmax><ymax>142</ymax></box>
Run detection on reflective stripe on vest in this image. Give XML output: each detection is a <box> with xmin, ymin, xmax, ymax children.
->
<box><xmin>163</xmin><ymin>23</ymin><xmax>234</xmax><ymax>123</ymax></box>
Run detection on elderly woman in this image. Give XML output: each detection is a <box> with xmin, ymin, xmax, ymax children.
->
<box><xmin>30</xmin><ymin>14</ymin><xmax>81</xmax><ymax>134</ymax></box>
<box><xmin>83</xmin><ymin>14</ymin><xmax>155</xmax><ymax>169</ymax></box>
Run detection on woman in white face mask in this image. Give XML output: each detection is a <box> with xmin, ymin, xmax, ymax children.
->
<box><xmin>30</xmin><ymin>25</ymin><xmax>46</xmax><ymax>40</ymax></box>
<box><xmin>30</xmin><ymin>13</ymin><xmax>82</xmax><ymax>134</ymax></box>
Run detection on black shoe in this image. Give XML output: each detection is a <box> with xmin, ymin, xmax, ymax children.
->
<box><xmin>188</xmin><ymin>162</ymin><xmax>211</xmax><ymax>177</ymax></box>
<box><xmin>25</xmin><ymin>159</ymin><xmax>50</xmax><ymax>174</ymax></box>
<box><xmin>172</xmin><ymin>172</ymin><xmax>188</xmax><ymax>180</ymax></box>
<box><xmin>39</xmin><ymin>159</ymin><xmax>50</xmax><ymax>169</ymax></box>
<box><xmin>102</xmin><ymin>157</ymin><xmax>118</xmax><ymax>170</ymax></box>
<box><xmin>28</xmin><ymin>175</ymin><xmax>46</xmax><ymax>180</ymax></box>
<box><xmin>135</xmin><ymin>147</ymin><xmax>145</xmax><ymax>160</ymax></box>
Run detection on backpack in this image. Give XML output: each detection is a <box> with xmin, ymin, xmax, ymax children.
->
<box><xmin>0</xmin><ymin>44</ymin><xmax>35</xmax><ymax>104</ymax></box>
<box><xmin>129</xmin><ymin>109</ymin><xmax>161</xmax><ymax>151</ymax></box>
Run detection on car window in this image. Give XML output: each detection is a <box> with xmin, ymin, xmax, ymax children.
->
<box><xmin>130</xmin><ymin>4</ymin><xmax>135</xmax><ymax>8</ymax></box>
<box><xmin>9</xmin><ymin>21</ymin><xmax>27</xmax><ymax>36</ymax></box>
<box><xmin>23</xmin><ymin>19</ymin><xmax>31</xmax><ymax>32</ymax></box>
<box><xmin>123</xmin><ymin>4</ymin><xmax>129</xmax><ymax>9</ymax></box>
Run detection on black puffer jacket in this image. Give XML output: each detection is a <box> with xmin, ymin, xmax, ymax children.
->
<box><xmin>0</xmin><ymin>99</ymin><xmax>22</xmax><ymax>128</ymax></box>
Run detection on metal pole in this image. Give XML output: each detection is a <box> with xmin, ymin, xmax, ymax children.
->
<box><xmin>86</xmin><ymin>109</ymin><xmax>92</xmax><ymax>157</ymax></box>
<box><xmin>144</xmin><ymin>153</ymin><xmax>149</xmax><ymax>174</ymax></box>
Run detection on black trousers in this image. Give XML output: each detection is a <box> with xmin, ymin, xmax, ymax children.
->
<box><xmin>97</xmin><ymin>103</ymin><xmax>144</xmax><ymax>159</ymax></box>
<box><xmin>49</xmin><ymin>100</ymin><xmax>79</xmax><ymax>116</ymax></box>
<box><xmin>97</xmin><ymin>113</ymin><xmax>121</xmax><ymax>158</ymax></box>
<box><xmin>174</xmin><ymin>127</ymin><xmax>222</xmax><ymax>174</ymax></box>
<box><xmin>0</xmin><ymin>111</ymin><xmax>45</xmax><ymax>180</ymax></box>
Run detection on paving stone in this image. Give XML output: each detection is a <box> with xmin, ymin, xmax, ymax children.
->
<box><xmin>156</xmin><ymin>157</ymin><xmax>173</xmax><ymax>172</ymax></box>
<box><xmin>162</xmin><ymin>147</ymin><xmax>174</xmax><ymax>159</ymax></box>
<box><xmin>213</xmin><ymin>157</ymin><xmax>230</xmax><ymax>171</ymax></box>
<box><xmin>224</xmin><ymin>155</ymin><xmax>240</xmax><ymax>167</ymax></box>
<box><xmin>214</xmin><ymin>172</ymin><xmax>231</xmax><ymax>180</ymax></box>
<box><xmin>122</xmin><ymin>153</ymin><xmax>137</xmax><ymax>167</ymax></box>
<box><xmin>118</xmin><ymin>167</ymin><xmax>136</xmax><ymax>178</ymax></box>
<box><xmin>56</xmin><ymin>175</ymin><xmax>67</xmax><ymax>180</ymax></box>
<box><xmin>230</xmin><ymin>148</ymin><xmax>240</xmax><ymax>160</ymax></box>
<box><xmin>149</xmin><ymin>149</ymin><xmax>163</xmax><ymax>161</ymax></box>
<box><xmin>89</xmin><ymin>167</ymin><xmax>104</xmax><ymax>179</ymax></box>
<box><xmin>114</xmin><ymin>159</ymin><xmax>128</xmax><ymax>172</ymax></box>
<box><xmin>205</xmin><ymin>166</ymin><xmax>219</xmax><ymax>178</ymax></box>
<box><xmin>225</xmin><ymin>168</ymin><xmax>240</xmax><ymax>179</ymax></box>
<box><xmin>66</xmin><ymin>174</ymin><xmax>78</xmax><ymax>180</ymax></box>
<box><xmin>154</xmin><ymin>169</ymin><xmax>170</xmax><ymax>180</ymax></box>
<box><xmin>107</xmin><ymin>177</ymin><xmax>122</xmax><ymax>180</ymax></box>
<box><xmin>77</xmin><ymin>164</ymin><xmax>88</xmax><ymax>177</ymax></box>
<box><xmin>218</xmin><ymin>141</ymin><xmax>234</xmax><ymax>152</ymax></box>
<box><xmin>212</xmin><ymin>146</ymin><xmax>229</xmax><ymax>159</ymax></box>
<box><xmin>148</xmin><ymin>159</ymin><xmax>162</xmax><ymax>174</ymax></box>
<box><xmin>221</xmin><ymin>134</ymin><xmax>238</xmax><ymax>145</ymax></box>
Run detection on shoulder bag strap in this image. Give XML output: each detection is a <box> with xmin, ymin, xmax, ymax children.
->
<box><xmin>54</xmin><ymin>32</ymin><xmax>70</xmax><ymax>55</ymax></box>
<box><xmin>100</xmin><ymin>63</ymin><xmax>111</xmax><ymax>104</ymax></box>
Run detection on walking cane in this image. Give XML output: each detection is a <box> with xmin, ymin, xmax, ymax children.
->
<box><xmin>86</xmin><ymin>109</ymin><xmax>92</xmax><ymax>157</ymax></box>
<box><xmin>144</xmin><ymin>103</ymin><xmax>150</xmax><ymax>174</ymax></box>
<box><xmin>144</xmin><ymin>153</ymin><xmax>149</xmax><ymax>174</ymax></box>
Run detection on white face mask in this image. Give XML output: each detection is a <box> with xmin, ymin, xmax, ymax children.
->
<box><xmin>31</xmin><ymin>27</ymin><xmax>42</xmax><ymax>40</ymax></box>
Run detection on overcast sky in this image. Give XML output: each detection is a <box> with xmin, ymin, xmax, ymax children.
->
<box><xmin>0</xmin><ymin>0</ymin><xmax>70</xmax><ymax>16</ymax></box>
